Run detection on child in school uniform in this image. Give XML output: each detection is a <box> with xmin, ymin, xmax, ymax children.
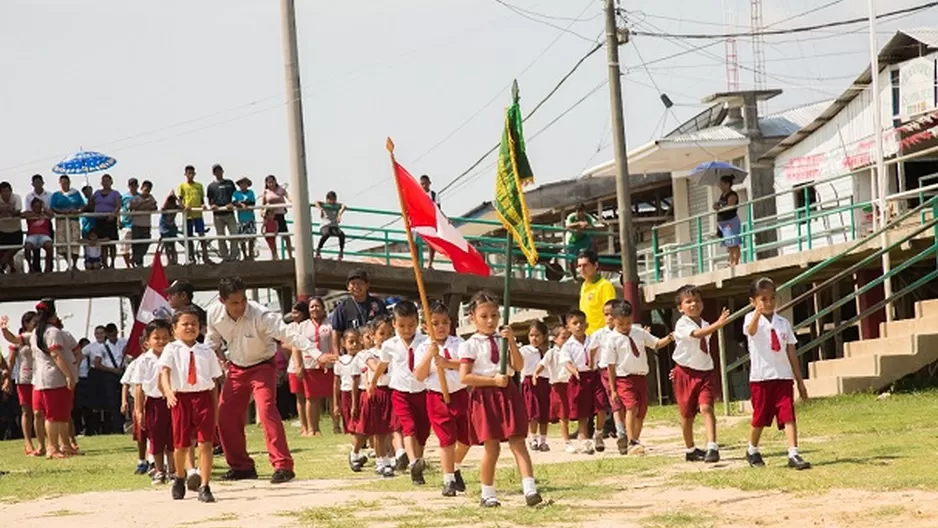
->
<box><xmin>414</xmin><ymin>301</ymin><xmax>470</xmax><ymax>497</ymax></box>
<box><xmin>593</xmin><ymin>299</ymin><xmax>624</xmax><ymax>448</ymax></box>
<box><xmin>534</xmin><ymin>326</ymin><xmax>571</xmax><ymax>450</ymax></box>
<box><xmin>121</xmin><ymin>354</ymin><xmax>150</xmax><ymax>475</ymax></box>
<box><xmin>130</xmin><ymin>319</ymin><xmax>176</xmax><ymax>484</ymax></box>
<box><xmin>744</xmin><ymin>278</ymin><xmax>811</xmax><ymax>470</ymax></box>
<box><xmin>333</xmin><ymin>328</ymin><xmax>363</xmax><ymax>469</ymax></box>
<box><xmin>459</xmin><ymin>290</ymin><xmax>541</xmax><ymax>508</ymax></box>
<box><xmin>362</xmin><ymin>315</ymin><xmax>396</xmax><ymax>477</ymax></box>
<box><xmin>374</xmin><ymin>301</ymin><xmax>430</xmax><ymax>485</ymax></box>
<box><xmin>158</xmin><ymin>307</ymin><xmax>223</xmax><ymax>503</ymax></box>
<box><xmin>560</xmin><ymin>309</ymin><xmax>605</xmax><ymax>455</ymax></box>
<box><xmin>520</xmin><ymin>321</ymin><xmax>551</xmax><ymax>452</ymax></box>
<box><xmin>601</xmin><ymin>300</ymin><xmax>672</xmax><ymax>455</ymax></box>
<box><xmin>671</xmin><ymin>284</ymin><xmax>730</xmax><ymax>463</ymax></box>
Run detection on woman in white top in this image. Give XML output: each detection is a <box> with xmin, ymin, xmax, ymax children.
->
<box><xmin>29</xmin><ymin>299</ymin><xmax>79</xmax><ymax>459</ymax></box>
<box><xmin>294</xmin><ymin>297</ymin><xmax>337</xmax><ymax>436</ymax></box>
<box><xmin>1</xmin><ymin>311</ymin><xmax>39</xmax><ymax>455</ymax></box>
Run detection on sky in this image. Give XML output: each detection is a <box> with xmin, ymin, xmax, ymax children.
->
<box><xmin>0</xmin><ymin>0</ymin><xmax>934</xmax><ymax>336</ymax></box>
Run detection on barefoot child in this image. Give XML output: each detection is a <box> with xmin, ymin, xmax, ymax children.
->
<box><xmin>744</xmin><ymin>278</ymin><xmax>811</xmax><ymax>470</ymax></box>
<box><xmin>602</xmin><ymin>300</ymin><xmax>672</xmax><ymax>455</ymax></box>
<box><xmin>130</xmin><ymin>319</ymin><xmax>176</xmax><ymax>484</ymax></box>
<box><xmin>362</xmin><ymin>315</ymin><xmax>395</xmax><ymax>477</ymax></box>
<box><xmin>560</xmin><ymin>310</ymin><xmax>603</xmax><ymax>455</ymax></box>
<box><xmin>671</xmin><ymin>285</ymin><xmax>730</xmax><ymax>463</ymax></box>
<box><xmin>534</xmin><ymin>326</ymin><xmax>571</xmax><ymax>451</ymax></box>
<box><xmin>459</xmin><ymin>291</ymin><xmax>541</xmax><ymax>508</ymax></box>
<box><xmin>374</xmin><ymin>301</ymin><xmax>429</xmax><ymax>485</ymax></box>
<box><xmin>520</xmin><ymin>321</ymin><xmax>551</xmax><ymax>452</ymax></box>
<box><xmin>414</xmin><ymin>301</ymin><xmax>470</xmax><ymax>497</ymax></box>
<box><xmin>159</xmin><ymin>307</ymin><xmax>223</xmax><ymax>502</ymax></box>
<box><xmin>333</xmin><ymin>328</ymin><xmax>363</xmax><ymax>470</ymax></box>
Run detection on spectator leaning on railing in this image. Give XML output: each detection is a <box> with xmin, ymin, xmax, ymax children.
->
<box><xmin>50</xmin><ymin>174</ymin><xmax>85</xmax><ymax>271</ymax></box>
<box><xmin>207</xmin><ymin>164</ymin><xmax>239</xmax><ymax>262</ymax></box>
<box><xmin>91</xmin><ymin>174</ymin><xmax>122</xmax><ymax>269</ymax></box>
<box><xmin>24</xmin><ymin>174</ymin><xmax>53</xmax><ymax>273</ymax></box>
<box><xmin>0</xmin><ymin>181</ymin><xmax>23</xmax><ymax>274</ymax></box>
<box><xmin>119</xmin><ymin>178</ymin><xmax>139</xmax><ymax>268</ymax></box>
<box><xmin>23</xmin><ymin>197</ymin><xmax>54</xmax><ymax>274</ymax></box>
<box><xmin>178</xmin><ymin>165</ymin><xmax>212</xmax><ymax>265</ymax></box>
<box><xmin>232</xmin><ymin>177</ymin><xmax>256</xmax><ymax>261</ymax></box>
<box><xmin>129</xmin><ymin>180</ymin><xmax>158</xmax><ymax>267</ymax></box>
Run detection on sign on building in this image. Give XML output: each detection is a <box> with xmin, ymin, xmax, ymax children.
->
<box><xmin>899</xmin><ymin>57</ymin><xmax>936</xmax><ymax>120</ymax></box>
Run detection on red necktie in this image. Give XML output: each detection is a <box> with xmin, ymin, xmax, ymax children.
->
<box><xmin>408</xmin><ymin>347</ymin><xmax>414</xmax><ymax>371</ymax></box>
<box><xmin>442</xmin><ymin>347</ymin><xmax>451</xmax><ymax>360</ymax></box>
<box><xmin>770</xmin><ymin>329</ymin><xmax>782</xmax><ymax>352</ymax></box>
<box><xmin>187</xmin><ymin>349</ymin><xmax>197</xmax><ymax>385</ymax></box>
<box><xmin>488</xmin><ymin>336</ymin><xmax>499</xmax><ymax>364</ymax></box>
<box><xmin>628</xmin><ymin>336</ymin><xmax>640</xmax><ymax>358</ymax></box>
<box><xmin>699</xmin><ymin>337</ymin><xmax>709</xmax><ymax>354</ymax></box>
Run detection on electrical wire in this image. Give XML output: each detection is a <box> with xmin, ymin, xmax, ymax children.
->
<box><xmin>763</xmin><ymin>0</ymin><xmax>847</xmax><ymax>29</ymax></box>
<box><xmin>489</xmin><ymin>0</ymin><xmax>603</xmax><ymax>23</ymax></box>
<box><xmin>491</xmin><ymin>0</ymin><xmax>599</xmax><ymax>43</ymax></box>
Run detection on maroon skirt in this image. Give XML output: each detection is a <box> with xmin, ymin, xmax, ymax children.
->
<box><xmin>305</xmin><ymin>368</ymin><xmax>335</xmax><ymax>399</ymax></box>
<box><xmin>359</xmin><ymin>386</ymin><xmax>392</xmax><ymax>435</ymax></box>
<box><xmin>549</xmin><ymin>382</ymin><xmax>569</xmax><ymax>423</ymax></box>
<box><xmin>467</xmin><ymin>383</ymin><xmax>528</xmax><ymax>445</ymax></box>
<box><xmin>339</xmin><ymin>390</ymin><xmax>357</xmax><ymax>434</ymax></box>
<box><xmin>521</xmin><ymin>376</ymin><xmax>550</xmax><ymax>424</ymax></box>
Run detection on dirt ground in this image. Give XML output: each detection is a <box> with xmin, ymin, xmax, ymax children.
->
<box><xmin>5</xmin><ymin>423</ymin><xmax>938</xmax><ymax>528</ymax></box>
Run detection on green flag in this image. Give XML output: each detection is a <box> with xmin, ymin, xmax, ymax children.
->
<box><xmin>495</xmin><ymin>80</ymin><xmax>538</xmax><ymax>266</ymax></box>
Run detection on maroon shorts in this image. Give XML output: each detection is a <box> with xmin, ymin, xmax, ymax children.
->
<box><xmin>35</xmin><ymin>387</ymin><xmax>73</xmax><ymax>422</ymax></box>
<box><xmin>359</xmin><ymin>386</ymin><xmax>392</xmax><ymax>436</ymax></box>
<box><xmin>467</xmin><ymin>384</ymin><xmax>528</xmax><ymax>445</ymax></box>
<box><xmin>339</xmin><ymin>390</ymin><xmax>357</xmax><ymax>434</ymax></box>
<box><xmin>132</xmin><ymin>408</ymin><xmax>148</xmax><ymax>443</ymax></box>
<box><xmin>170</xmin><ymin>391</ymin><xmax>215</xmax><ymax>449</ymax></box>
<box><xmin>615</xmin><ymin>375</ymin><xmax>648</xmax><ymax>420</ymax></box>
<box><xmin>145</xmin><ymin>396</ymin><xmax>173</xmax><ymax>454</ymax></box>
<box><xmin>16</xmin><ymin>383</ymin><xmax>33</xmax><ymax>407</ymax></box>
<box><xmin>672</xmin><ymin>365</ymin><xmax>715</xmax><ymax>418</ymax></box>
<box><xmin>601</xmin><ymin>370</ymin><xmax>623</xmax><ymax>412</ymax></box>
<box><xmin>521</xmin><ymin>376</ymin><xmax>551</xmax><ymax>424</ymax></box>
<box><xmin>426</xmin><ymin>389</ymin><xmax>470</xmax><ymax>448</ymax></box>
<box><xmin>750</xmin><ymin>380</ymin><xmax>795</xmax><ymax>430</ymax></box>
<box><xmin>391</xmin><ymin>390</ymin><xmax>430</xmax><ymax>445</ymax></box>
<box><xmin>549</xmin><ymin>382</ymin><xmax>570</xmax><ymax>423</ymax></box>
<box><xmin>305</xmin><ymin>368</ymin><xmax>335</xmax><ymax>399</ymax></box>
<box><xmin>567</xmin><ymin>371</ymin><xmax>604</xmax><ymax>421</ymax></box>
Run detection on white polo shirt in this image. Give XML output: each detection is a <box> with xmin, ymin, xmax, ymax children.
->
<box><xmin>157</xmin><ymin>341</ymin><xmax>223</xmax><ymax>393</ymax></box>
<box><xmin>601</xmin><ymin>327</ymin><xmax>660</xmax><ymax>377</ymax></box>
<box><xmin>333</xmin><ymin>354</ymin><xmax>360</xmax><ymax>392</ymax></box>
<box><xmin>538</xmin><ymin>346</ymin><xmax>571</xmax><ymax>384</ymax></box>
<box><xmin>459</xmin><ymin>333</ymin><xmax>516</xmax><ymax>377</ymax></box>
<box><xmin>744</xmin><ymin>312</ymin><xmax>798</xmax><ymax>382</ymax></box>
<box><xmin>413</xmin><ymin>335</ymin><xmax>465</xmax><ymax>394</ymax></box>
<box><xmin>379</xmin><ymin>334</ymin><xmax>427</xmax><ymax>393</ymax></box>
<box><xmin>560</xmin><ymin>335</ymin><xmax>593</xmax><ymax>373</ymax></box>
<box><xmin>126</xmin><ymin>351</ymin><xmax>163</xmax><ymax>398</ymax></box>
<box><xmin>672</xmin><ymin>315</ymin><xmax>714</xmax><ymax>371</ymax></box>
<box><xmin>590</xmin><ymin>326</ymin><xmax>614</xmax><ymax>368</ymax></box>
<box><xmin>519</xmin><ymin>345</ymin><xmax>548</xmax><ymax>378</ymax></box>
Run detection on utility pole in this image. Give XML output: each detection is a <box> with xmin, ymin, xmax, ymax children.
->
<box><xmin>867</xmin><ymin>0</ymin><xmax>893</xmax><ymax>321</ymax></box>
<box><xmin>605</xmin><ymin>0</ymin><xmax>641</xmax><ymax>320</ymax></box>
<box><xmin>280</xmin><ymin>0</ymin><xmax>315</xmax><ymax>301</ymax></box>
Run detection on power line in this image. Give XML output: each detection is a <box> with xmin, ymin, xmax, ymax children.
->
<box><xmin>763</xmin><ymin>0</ymin><xmax>846</xmax><ymax>29</ymax></box>
<box><xmin>490</xmin><ymin>0</ymin><xmax>603</xmax><ymax>23</ymax></box>
<box><xmin>492</xmin><ymin>0</ymin><xmax>599</xmax><ymax>43</ymax></box>
<box><xmin>628</xmin><ymin>1</ymin><xmax>938</xmax><ymax>39</ymax></box>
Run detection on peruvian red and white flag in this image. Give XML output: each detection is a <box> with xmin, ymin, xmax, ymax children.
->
<box><xmin>125</xmin><ymin>249</ymin><xmax>172</xmax><ymax>357</ymax></box>
<box><xmin>393</xmin><ymin>161</ymin><xmax>491</xmax><ymax>276</ymax></box>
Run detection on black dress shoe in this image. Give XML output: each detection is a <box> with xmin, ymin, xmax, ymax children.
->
<box><xmin>442</xmin><ymin>481</ymin><xmax>457</xmax><ymax>497</ymax></box>
<box><xmin>221</xmin><ymin>467</ymin><xmax>258</xmax><ymax>481</ymax></box>
<box><xmin>453</xmin><ymin>469</ymin><xmax>466</xmax><ymax>492</ymax></box>
<box><xmin>685</xmin><ymin>448</ymin><xmax>707</xmax><ymax>462</ymax></box>
<box><xmin>788</xmin><ymin>454</ymin><xmax>811</xmax><ymax>470</ymax></box>
<box><xmin>270</xmin><ymin>468</ymin><xmax>295</xmax><ymax>484</ymax></box>
<box><xmin>410</xmin><ymin>458</ymin><xmax>426</xmax><ymax>485</ymax></box>
<box><xmin>198</xmin><ymin>485</ymin><xmax>216</xmax><ymax>503</ymax></box>
<box><xmin>747</xmin><ymin>452</ymin><xmax>766</xmax><ymax>467</ymax></box>
<box><xmin>171</xmin><ymin>477</ymin><xmax>186</xmax><ymax>500</ymax></box>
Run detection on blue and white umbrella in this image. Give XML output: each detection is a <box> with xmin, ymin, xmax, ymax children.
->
<box><xmin>52</xmin><ymin>150</ymin><xmax>117</xmax><ymax>183</ymax></box>
<box><xmin>688</xmin><ymin>160</ymin><xmax>748</xmax><ymax>186</ymax></box>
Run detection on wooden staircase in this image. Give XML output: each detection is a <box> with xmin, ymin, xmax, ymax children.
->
<box><xmin>804</xmin><ymin>299</ymin><xmax>938</xmax><ymax>397</ymax></box>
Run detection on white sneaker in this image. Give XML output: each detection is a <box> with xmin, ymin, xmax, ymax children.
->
<box><xmin>529</xmin><ymin>437</ymin><xmax>540</xmax><ymax>450</ymax></box>
<box><xmin>564</xmin><ymin>442</ymin><xmax>577</xmax><ymax>454</ymax></box>
<box><xmin>581</xmin><ymin>440</ymin><xmax>595</xmax><ymax>455</ymax></box>
<box><xmin>627</xmin><ymin>442</ymin><xmax>646</xmax><ymax>456</ymax></box>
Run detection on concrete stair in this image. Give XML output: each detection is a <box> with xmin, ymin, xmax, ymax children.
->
<box><xmin>804</xmin><ymin>300</ymin><xmax>938</xmax><ymax>397</ymax></box>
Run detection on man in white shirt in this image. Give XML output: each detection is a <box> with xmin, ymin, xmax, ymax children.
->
<box><xmin>0</xmin><ymin>181</ymin><xmax>24</xmax><ymax>273</ymax></box>
<box><xmin>207</xmin><ymin>276</ymin><xmax>323</xmax><ymax>485</ymax></box>
<box><xmin>92</xmin><ymin>323</ymin><xmax>127</xmax><ymax>434</ymax></box>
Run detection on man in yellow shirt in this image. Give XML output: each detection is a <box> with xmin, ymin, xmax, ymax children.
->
<box><xmin>177</xmin><ymin>165</ymin><xmax>211</xmax><ymax>264</ymax></box>
<box><xmin>577</xmin><ymin>249</ymin><xmax>616</xmax><ymax>335</ymax></box>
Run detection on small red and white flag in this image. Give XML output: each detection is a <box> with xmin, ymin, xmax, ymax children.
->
<box><xmin>393</xmin><ymin>161</ymin><xmax>491</xmax><ymax>276</ymax></box>
<box><xmin>125</xmin><ymin>250</ymin><xmax>172</xmax><ymax>357</ymax></box>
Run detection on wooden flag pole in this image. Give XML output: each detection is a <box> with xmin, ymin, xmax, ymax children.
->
<box><xmin>499</xmin><ymin>233</ymin><xmax>512</xmax><ymax>375</ymax></box>
<box><xmin>387</xmin><ymin>137</ymin><xmax>451</xmax><ymax>404</ymax></box>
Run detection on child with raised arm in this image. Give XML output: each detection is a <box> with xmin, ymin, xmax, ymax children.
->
<box><xmin>534</xmin><ymin>326</ymin><xmax>571</xmax><ymax>451</ymax></box>
<box><xmin>333</xmin><ymin>328</ymin><xmax>363</xmax><ymax>470</ymax></box>
<box><xmin>560</xmin><ymin>309</ymin><xmax>602</xmax><ymax>455</ymax></box>
<box><xmin>362</xmin><ymin>315</ymin><xmax>395</xmax><ymax>477</ymax></box>
<box><xmin>159</xmin><ymin>307</ymin><xmax>223</xmax><ymax>502</ymax></box>
<box><xmin>414</xmin><ymin>301</ymin><xmax>470</xmax><ymax>497</ymax></box>
<box><xmin>744</xmin><ymin>278</ymin><xmax>811</xmax><ymax>470</ymax></box>
<box><xmin>373</xmin><ymin>301</ymin><xmax>429</xmax><ymax>486</ymax></box>
<box><xmin>520</xmin><ymin>321</ymin><xmax>551</xmax><ymax>452</ymax></box>
<box><xmin>130</xmin><ymin>319</ymin><xmax>176</xmax><ymax>484</ymax></box>
<box><xmin>459</xmin><ymin>291</ymin><xmax>541</xmax><ymax>508</ymax></box>
<box><xmin>602</xmin><ymin>300</ymin><xmax>672</xmax><ymax>455</ymax></box>
<box><xmin>671</xmin><ymin>284</ymin><xmax>730</xmax><ymax>463</ymax></box>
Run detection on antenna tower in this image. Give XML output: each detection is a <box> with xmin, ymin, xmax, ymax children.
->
<box><xmin>750</xmin><ymin>0</ymin><xmax>767</xmax><ymax>110</ymax></box>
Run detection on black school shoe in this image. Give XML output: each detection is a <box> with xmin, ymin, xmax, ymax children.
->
<box><xmin>525</xmin><ymin>492</ymin><xmax>543</xmax><ymax>507</ymax></box>
<box><xmin>221</xmin><ymin>467</ymin><xmax>258</xmax><ymax>481</ymax></box>
<box><xmin>410</xmin><ymin>458</ymin><xmax>426</xmax><ymax>485</ymax></box>
<box><xmin>442</xmin><ymin>481</ymin><xmax>458</xmax><ymax>497</ymax></box>
<box><xmin>172</xmin><ymin>477</ymin><xmax>186</xmax><ymax>500</ymax></box>
<box><xmin>747</xmin><ymin>452</ymin><xmax>766</xmax><ymax>467</ymax></box>
<box><xmin>453</xmin><ymin>470</ymin><xmax>466</xmax><ymax>492</ymax></box>
<box><xmin>788</xmin><ymin>455</ymin><xmax>811</xmax><ymax>470</ymax></box>
<box><xmin>685</xmin><ymin>448</ymin><xmax>707</xmax><ymax>462</ymax></box>
<box><xmin>704</xmin><ymin>449</ymin><xmax>720</xmax><ymax>463</ymax></box>
<box><xmin>395</xmin><ymin>452</ymin><xmax>410</xmax><ymax>472</ymax></box>
<box><xmin>271</xmin><ymin>469</ymin><xmax>296</xmax><ymax>484</ymax></box>
<box><xmin>198</xmin><ymin>485</ymin><xmax>216</xmax><ymax>503</ymax></box>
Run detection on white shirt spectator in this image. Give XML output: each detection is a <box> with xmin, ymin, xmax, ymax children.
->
<box><xmin>672</xmin><ymin>315</ymin><xmax>715</xmax><ymax>371</ymax></box>
<box><xmin>560</xmin><ymin>335</ymin><xmax>593</xmax><ymax>373</ymax></box>
<box><xmin>24</xmin><ymin>190</ymin><xmax>52</xmax><ymax>210</ymax></box>
<box><xmin>158</xmin><ymin>341</ymin><xmax>223</xmax><ymax>392</ymax></box>
<box><xmin>79</xmin><ymin>341</ymin><xmax>102</xmax><ymax>378</ymax></box>
<box><xmin>333</xmin><ymin>355</ymin><xmax>360</xmax><ymax>392</ymax></box>
<box><xmin>379</xmin><ymin>334</ymin><xmax>427</xmax><ymax>393</ymax></box>
<box><xmin>519</xmin><ymin>345</ymin><xmax>548</xmax><ymax>378</ymax></box>
<box><xmin>413</xmin><ymin>335</ymin><xmax>465</xmax><ymax>394</ymax></box>
<box><xmin>93</xmin><ymin>338</ymin><xmax>127</xmax><ymax>370</ymax></box>
<box><xmin>206</xmin><ymin>300</ymin><xmax>317</xmax><ymax>368</ymax></box>
<box><xmin>458</xmin><ymin>333</ymin><xmax>516</xmax><ymax>378</ymax></box>
<box><xmin>601</xmin><ymin>327</ymin><xmax>660</xmax><ymax>377</ymax></box>
<box><xmin>538</xmin><ymin>346</ymin><xmax>571</xmax><ymax>384</ymax></box>
<box><xmin>129</xmin><ymin>351</ymin><xmax>164</xmax><ymax>398</ymax></box>
<box><xmin>0</xmin><ymin>193</ymin><xmax>23</xmax><ymax>233</ymax></box>
<box><xmin>744</xmin><ymin>312</ymin><xmax>798</xmax><ymax>382</ymax></box>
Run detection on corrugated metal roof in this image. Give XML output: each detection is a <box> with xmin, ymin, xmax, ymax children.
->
<box><xmin>900</xmin><ymin>27</ymin><xmax>938</xmax><ymax>48</ymax></box>
<box><xmin>661</xmin><ymin>125</ymin><xmax>746</xmax><ymax>143</ymax></box>
<box><xmin>759</xmin><ymin>100</ymin><xmax>831</xmax><ymax>138</ymax></box>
